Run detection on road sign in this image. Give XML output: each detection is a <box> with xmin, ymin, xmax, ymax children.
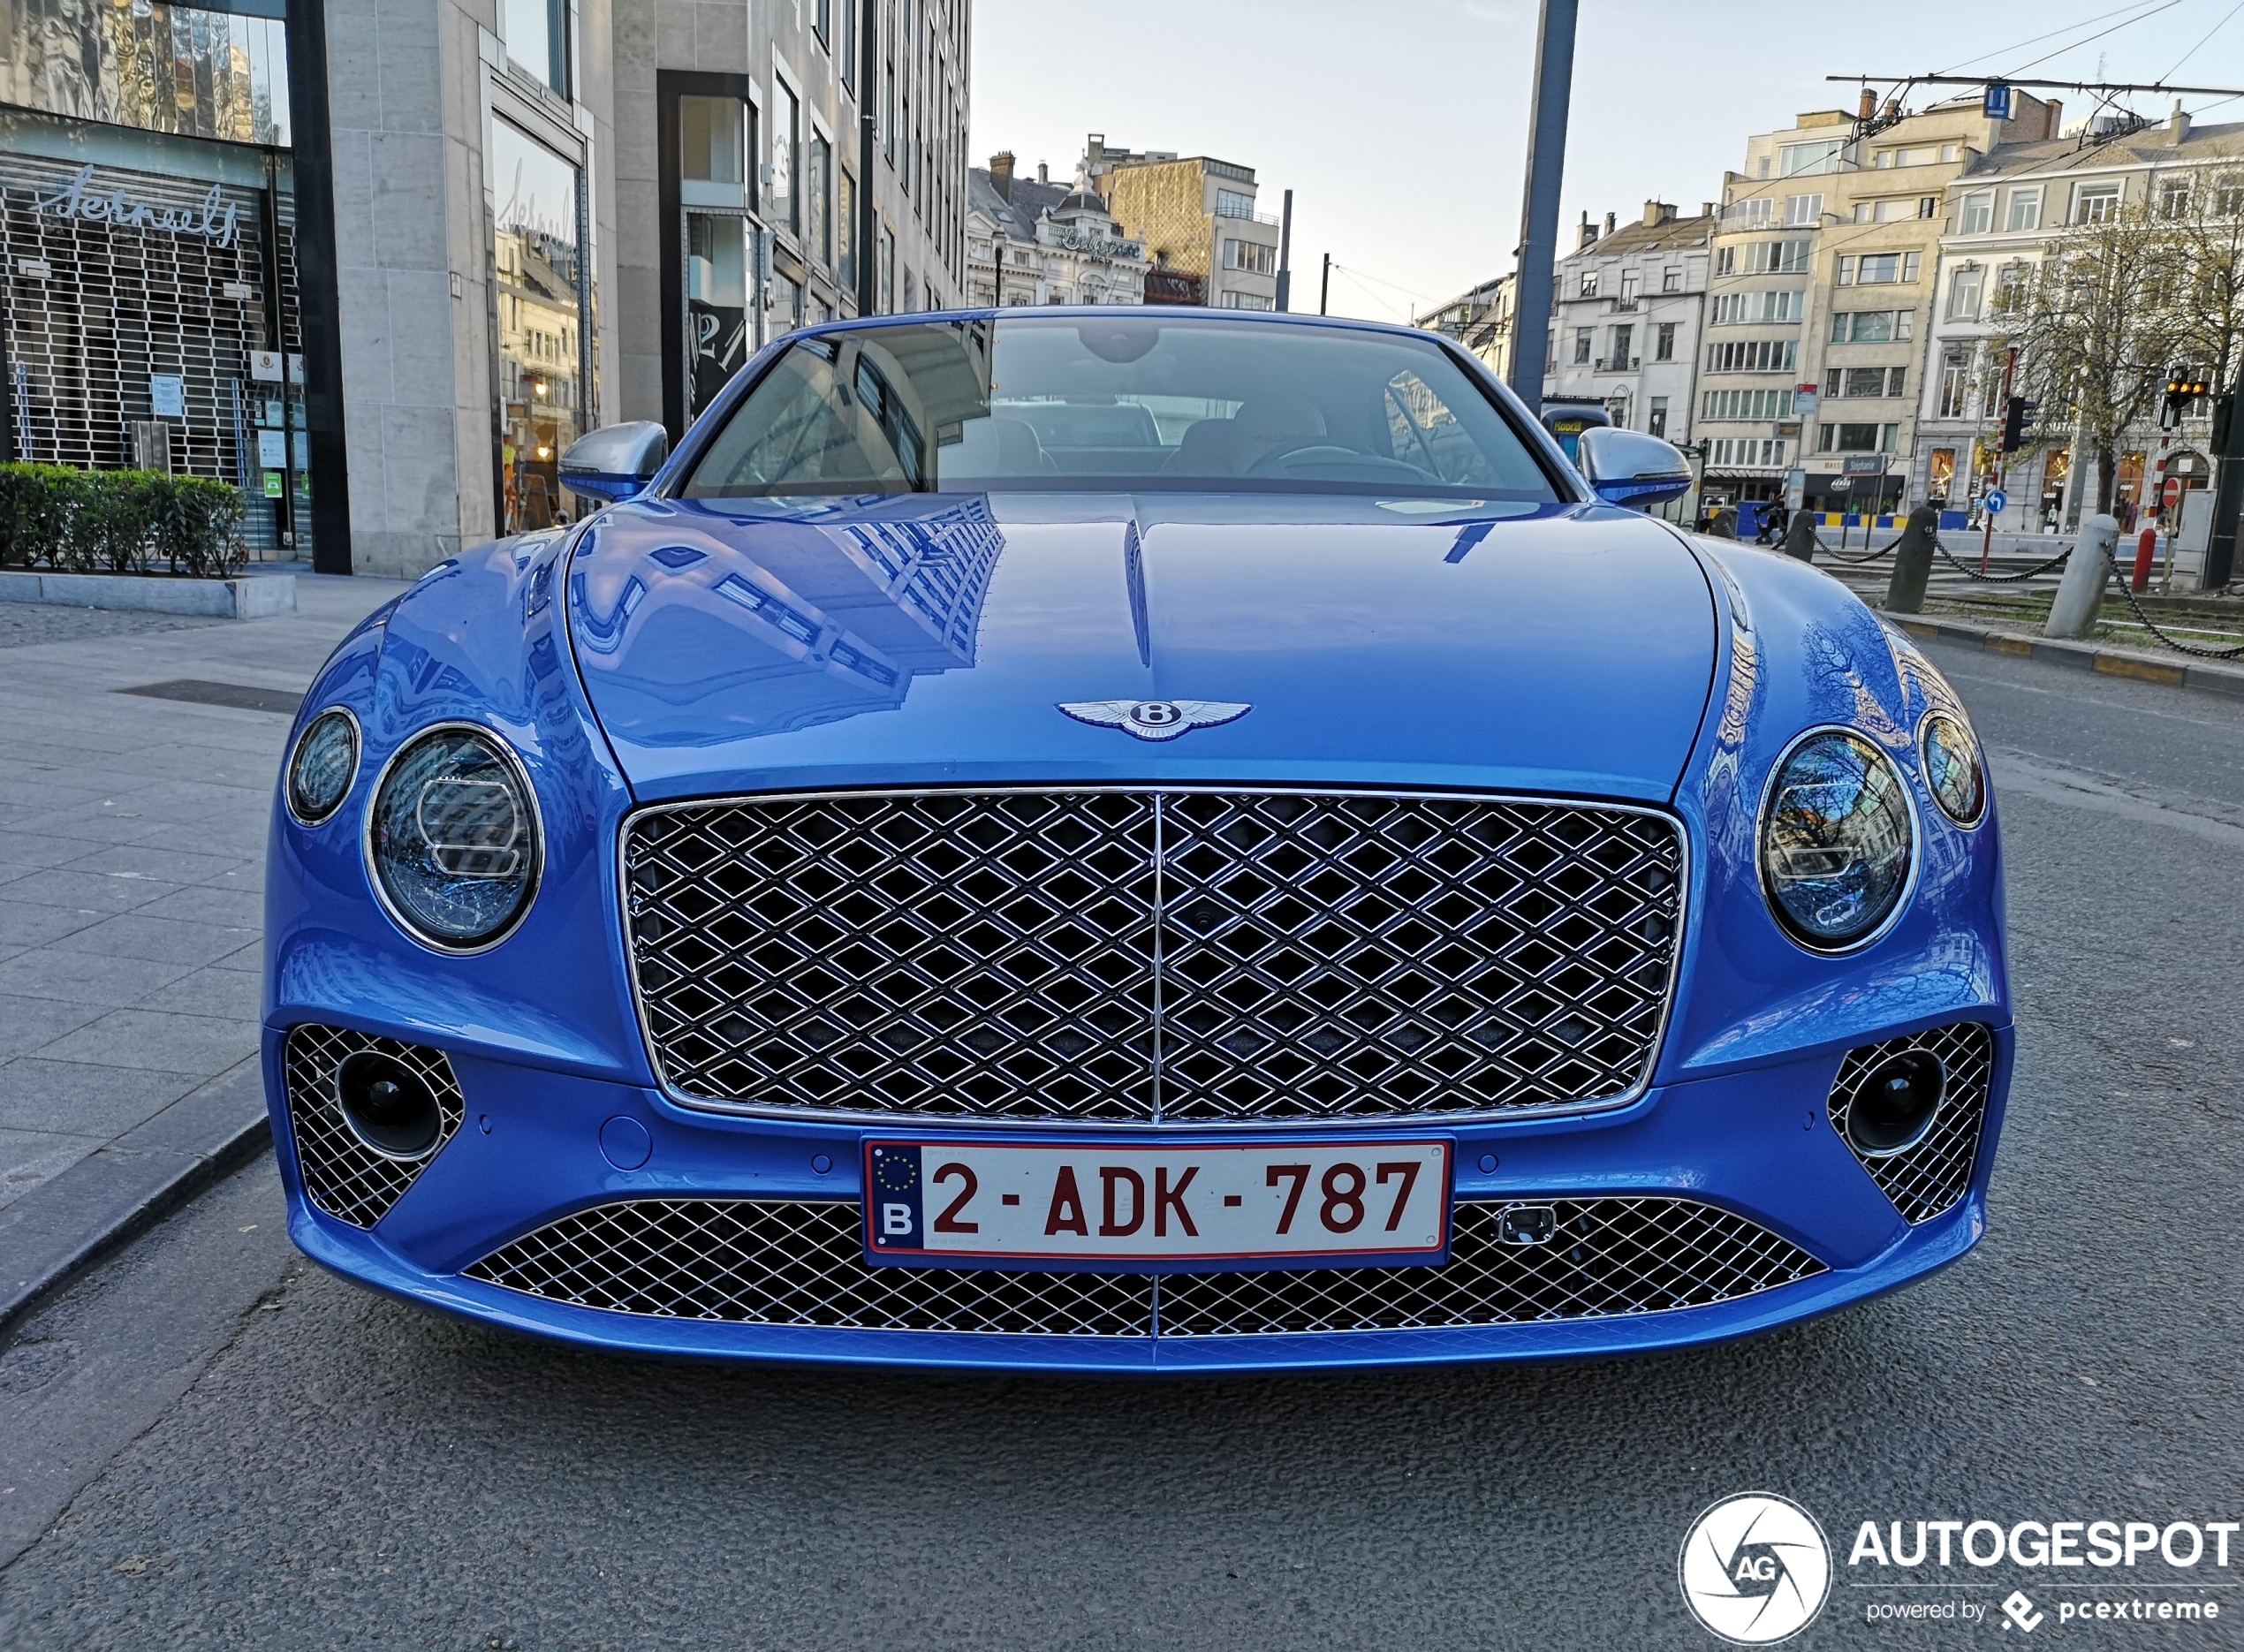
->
<box><xmin>1793</xmin><ymin>386</ymin><xmax>1819</xmax><ymax>414</ymax></box>
<box><xmin>2163</xmin><ymin>476</ymin><xmax>2183</xmax><ymax>505</ymax></box>
<box><xmin>1984</xmin><ymin>84</ymin><xmax>2013</xmax><ymax>120</ymax></box>
<box><xmin>1984</xmin><ymin>489</ymin><xmax>2008</xmax><ymax>514</ymax></box>
<box><xmin>1842</xmin><ymin>454</ymin><xmax>1887</xmax><ymax>475</ymax></box>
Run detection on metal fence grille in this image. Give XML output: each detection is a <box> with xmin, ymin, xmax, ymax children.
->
<box><xmin>463</xmin><ymin>1195</ymin><xmax>1823</xmax><ymax>1336</ymax></box>
<box><xmin>283</xmin><ymin>1025</ymin><xmax>466</xmax><ymax>1230</ymax></box>
<box><xmin>624</xmin><ymin>789</ymin><xmax>1684</xmax><ymax>1125</ymax></box>
<box><xmin>1826</xmin><ymin>1021</ymin><xmax>1995</xmax><ymax>1225</ymax></box>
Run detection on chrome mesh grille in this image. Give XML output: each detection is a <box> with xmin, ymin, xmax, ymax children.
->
<box><xmin>283</xmin><ymin>1025</ymin><xmax>466</xmax><ymax>1229</ymax></box>
<box><xmin>1827</xmin><ymin>1021</ymin><xmax>1996</xmax><ymax>1226</ymax></box>
<box><xmin>463</xmin><ymin>1196</ymin><xmax>1822</xmax><ymax>1336</ymax></box>
<box><xmin>622</xmin><ymin>789</ymin><xmax>1684</xmax><ymax>1124</ymax></box>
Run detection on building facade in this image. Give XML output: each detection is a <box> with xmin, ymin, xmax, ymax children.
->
<box><xmin>1543</xmin><ymin>201</ymin><xmax>1713</xmax><ymax>444</ymax></box>
<box><xmin>0</xmin><ymin>0</ymin><xmax>975</xmax><ymax>577</ymax></box>
<box><xmin>1915</xmin><ymin>107</ymin><xmax>2240</xmax><ymax>531</ymax></box>
<box><xmin>1</xmin><ymin>0</ymin><xmax>311</xmax><ymax>555</ymax></box>
<box><xmin>1088</xmin><ymin>134</ymin><xmax>1278</xmax><ymax>311</ymax></box>
<box><xmin>964</xmin><ymin>154</ymin><xmax>1146</xmax><ymax>307</ymax></box>
<box><xmin>1702</xmin><ymin>93</ymin><xmax>2058</xmax><ymax>512</ymax></box>
<box><xmin>1419</xmin><ymin>275</ymin><xmax>1514</xmax><ymax>381</ymax></box>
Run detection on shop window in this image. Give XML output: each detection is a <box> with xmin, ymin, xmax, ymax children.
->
<box><xmin>771</xmin><ymin>78</ymin><xmax>800</xmax><ymax>234</ymax></box>
<box><xmin>492</xmin><ymin>117</ymin><xmax>589</xmax><ymax>534</ymax></box>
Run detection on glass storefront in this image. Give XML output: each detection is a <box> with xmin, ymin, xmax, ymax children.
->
<box><xmin>0</xmin><ymin>0</ymin><xmax>290</xmax><ymax>147</ymax></box>
<box><xmin>490</xmin><ymin>117</ymin><xmax>589</xmax><ymax>533</ymax></box>
<box><xmin>686</xmin><ymin>213</ymin><xmax>747</xmax><ymax>420</ymax></box>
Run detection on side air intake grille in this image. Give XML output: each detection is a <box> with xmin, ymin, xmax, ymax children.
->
<box><xmin>283</xmin><ymin>1025</ymin><xmax>465</xmax><ymax>1229</ymax></box>
<box><xmin>1827</xmin><ymin>1021</ymin><xmax>1995</xmax><ymax>1225</ymax></box>
<box><xmin>463</xmin><ymin>1196</ymin><xmax>1823</xmax><ymax>1336</ymax></box>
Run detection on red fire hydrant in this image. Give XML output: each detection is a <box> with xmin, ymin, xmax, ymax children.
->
<box><xmin>2131</xmin><ymin>527</ymin><xmax>2158</xmax><ymax>592</ymax></box>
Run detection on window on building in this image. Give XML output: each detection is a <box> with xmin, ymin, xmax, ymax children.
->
<box><xmin>1783</xmin><ymin>193</ymin><xmax>1823</xmax><ymax>226</ymax></box>
<box><xmin>878</xmin><ymin>224</ymin><xmax>895</xmax><ymax>312</ymax></box>
<box><xmin>1945</xmin><ymin>265</ymin><xmax>1982</xmax><ymax>320</ymax></box>
<box><xmin>1573</xmin><ymin>327</ymin><xmax>1593</xmax><ymax>364</ymax></box>
<box><xmin>1854</xmin><ymin>198</ymin><xmax>1918</xmax><ymax>224</ymax></box>
<box><xmin>491</xmin><ymin>117</ymin><xmax>589</xmax><ymax>532</ymax></box>
<box><xmin>1780</xmin><ymin>140</ymin><xmax>1845</xmax><ymax>176</ymax></box>
<box><xmin>680</xmin><ymin>96</ymin><xmax>747</xmax><ymax>195</ymax></box>
<box><xmin>1920</xmin><ymin>196</ymin><xmax>1938</xmax><ymax>218</ymax></box>
<box><xmin>1960</xmin><ymin>191</ymin><xmax>1994</xmax><ymax>234</ymax></box>
<box><xmin>2073</xmin><ymin>182</ymin><xmax>2120</xmax><ymax>224</ymax></box>
<box><xmin>1995</xmin><ymin>261</ymin><xmax>2028</xmax><ymax>312</ymax></box>
<box><xmin>1649</xmin><ymin>396</ymin><xmax>1669</xmax><ymax>438</ymax></box>
<box><xmin>1663</xmin><ymin>265</ymin><xmax>1681</xmax><ymax>292</ymax></box>
<box><xmin>1818</xmin><ymin>421</ymin><xmax>1884</xmax><ymax>452</ymax></box>
<box><xmin>812</xmin><ymin>0</ymin><xmax>830</xmax><ymax>46</ymax></box>
<box><xmin>771</xmin><ymin>78</ymin><xmax>800</xmax><ymax>233</ymax></box>
<box><xmin>2158</xmin><ymin>177</ymin><xmax>2192</xmax><ymax>217</ymax></box>
<box><xmin>1711</xmin><ymin>290</ymin><xmax>1802</xmax><ymax>324</ymax></box>
<box><xmin>1716</xmin><ymin>246</ymin><xmax>1734</xmax><ymax>275</ymax></box>
<box><xmin>1609</xmin><ymin>323</ymin><xmax>1633</xmax><ymax>367</ymax></box>
<box><xmin>2005</xmin><ymin>187</ymin><xmax>2042</xmax><ymax>232</ymax></box>
<box><xmin>1619</xmin><ymin>269</ymin><xmax>1640</xmax><ymax>300</ymax></box>
<box><xmin>837</xmin><ymin>168</ymin><xmax>856</xmax><ymax>290</ymax></box>
<box><xmin>1580</xmin><ymin>270</ymin><xmax>1600</xmax><ymax>298</ymax></box>
<box><xmin>1217</xmin><ymin>291</ymin><xmax>1276</xmax><ymax>311</ymax></box>
<box><xmin>1704</xmin><ymin>339</ymin><xmax>1797</xmax><ymax>373</ymax></box>
<box><xmin>1841</xmin><ymin>251</ymin><xmax>1920</xmax><ymax>285</ymax></box>
<box><xmin>503</xmin><ymin>0</ymin><xmax>568</xmax><ymax>95</ymax></box>
<box><xmin>1655</xmin><ymin>321</ymin><xmax>1676</xmax><ymax>360</ymax></box>
<box><xmin>2218</xmin><ymin>178</ymin><xmax>2244</xmax><ymax>216</ymax></box>
<box><xmin>1223</xmin><ymin>239</ymin><xmax>1277</xmax><ymax>276</ymax></box>
<box><xmin>1215</xmin><ymin>189</ymin><xmax>1258</xmax><ymax>219</ymax></box>
<box><xmin>1831</xmin><ymin>310</ymin><xmax>1909</xmax><ymax>344</ymax></box>
<box><xmin>840</xmin><ymin>0</ymin><xmax>855</xmax><ymax>89</ymax></box>
<box><xmin>1701</xmin><ymin>388</ymin><xmax>1790</xmax><ymax>421</ymax></box>
<box><xmin>1729</xmin><ymin>197</ymin><xmax>1773</xmax><ymax>229</ymax></box>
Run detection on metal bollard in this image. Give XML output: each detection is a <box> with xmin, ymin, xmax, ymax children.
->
<box><xmin>1779</xmin><ymin>509</ymin><xmax>1818</xmax><ymax>564</ymax></box>
<box><xmin>1882</xmin><ymin>505</ymin><xmax>1942</xmax><ymax>612</ymax></box>
<box><xmin>2046</xmin><ymin>515</ymin><xmax>2119</xmax><ymax>639</ymax></box>
<box><xmin>2132</xmin><ymin>527</ymin><xmax>2157</xmax><ymax>592</ymax></box>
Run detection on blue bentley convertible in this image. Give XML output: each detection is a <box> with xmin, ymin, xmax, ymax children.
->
<box><xmin>265</xmin><ymin>309</ymin><xmax>2009</xmax><ymax>1372</ymax></box>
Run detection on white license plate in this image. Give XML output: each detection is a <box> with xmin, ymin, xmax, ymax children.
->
<box><xmin>861</xmin><ymin>1140</ymin><xmax>1452</xmax><ymax>1271</ymax></box>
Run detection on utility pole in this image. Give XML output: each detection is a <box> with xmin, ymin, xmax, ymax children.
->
<box><xmin>855</xmin><ymin>0</ymin><xmax>878</xmax><ymax>315</ymax></box>
<box><xmin>1982</xmin><ymin>346</ymin><xmax>2016</xmax><ymax>572</ymax></box>
<box><xmin>1275</xmin><ymin>189</ymin><xmax>1294</xmax><ymax>312</ymax></box>
<box><xmin>1319</xmin><ymin>253</ymin><xmax>1330</xmax><ymax>316</ymax></box>
<box><xmin>1507</xmin><ymin>0</ymin><xmax>1579</xmax><ymax>415</ymax></box>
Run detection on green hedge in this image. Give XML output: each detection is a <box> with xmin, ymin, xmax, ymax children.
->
<box><xmin>0</xmin><ymin>465</ymin><xmax>247</xmax><ymax>579</ymax></box>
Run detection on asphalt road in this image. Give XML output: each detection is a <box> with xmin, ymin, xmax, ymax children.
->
<box><xmin>1</xmin><ymin>639</ymin><xmax>2240</xmax><ymax>1651</ymax></box>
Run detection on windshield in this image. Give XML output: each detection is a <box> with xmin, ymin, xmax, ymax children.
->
<box><xmin>679</xmin><ymin>316</ymin><xmax>1561</xmax><ymax>501</ymax></box>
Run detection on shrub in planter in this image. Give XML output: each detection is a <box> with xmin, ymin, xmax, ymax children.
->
<box><xmin>143</xmin><ymin>474</ymin><xmax>247</xmax><ymax>578</ymax></box>
<box><xmin>74</xmin><ymin>472</ymin><xmax>161</xmax><ymax>574</ymax></box>
<box><xmin>0</xmin><ymin>464</ymin><xmax>90</xmax><ymax>571</ymax></box>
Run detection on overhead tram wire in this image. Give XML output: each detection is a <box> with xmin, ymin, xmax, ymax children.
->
<box><xmin>2160</xmin><ymin>0</ymin><xmax>2244</xmax><ymax>81</ymax></box>
<box><xmin>1937</xmin><ymin>0</ymin><xmax>2193</xmax><ymax>76</ymax></box>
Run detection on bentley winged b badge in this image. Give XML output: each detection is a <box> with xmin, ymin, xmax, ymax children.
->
<box><xmin>1058</xmin><ymin>700</ymin><xmax>1252</xmax><ymax>741</ymax></box>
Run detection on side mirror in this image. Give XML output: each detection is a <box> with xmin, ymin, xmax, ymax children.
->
<box><xmin>558</xmin><ymin>421</ymin><xmax>670</xmax><ymax>504</ymax></box>
<box><xmin>1576</xmin><ymin>426</ymin><xmax>1693</xmax><ymax>509</ymax></box>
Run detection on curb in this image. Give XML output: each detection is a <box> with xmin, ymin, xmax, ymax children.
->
<box><xmin>0</xmin><ymin>1060</ymin><xmax>271</xmax><ymax>1345</ymax></box>
<box><xmin>1881</xmin><ymin>612</ymin><xmax>2244</xmax><ymax>701</ymax></box>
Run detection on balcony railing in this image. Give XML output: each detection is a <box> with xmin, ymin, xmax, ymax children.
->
<box><xmin>1593</xmin><ymin>356</ymin><xmax>1641</xmax><ymax>372</ymax></box>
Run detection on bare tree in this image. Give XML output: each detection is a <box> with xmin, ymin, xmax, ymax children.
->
<box><xmin>1988</xmin><ymin>201</ymin><xmax>2192</xmax><ymax>514</ymax></box>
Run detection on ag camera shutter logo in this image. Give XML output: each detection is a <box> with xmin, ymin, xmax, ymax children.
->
<box><xmin>1679</xmin><ymin>1492</ymin><xmax>1832</xmax><ymax>1644</ymax></box>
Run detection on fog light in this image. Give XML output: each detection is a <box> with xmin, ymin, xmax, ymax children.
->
<box><xmin>335</xmin><ymin>1050</ymin><xmax>443</xmax><ymax>1160</ymax></box>
<box><xmin>1846</xmin><ymin>1050</ymin><xmax>1945</xmax><ymax>1156</ymax></box>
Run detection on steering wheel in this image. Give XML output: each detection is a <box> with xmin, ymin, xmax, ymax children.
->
<box><xmin>1243</xmin><ymin>442</ymin><xmax>1436</xmax><ymax>481</ymax></box>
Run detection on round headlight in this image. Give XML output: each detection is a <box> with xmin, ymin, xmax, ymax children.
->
<box><xmin>286</xmin><ymin>709</ymin><xmax>360</xmax><ymax>826</ymax></box>
<box><xmin>368</xmin><ymin>725</ymin><xmax>542</xmax><ymax>951</ymax></box>
<box><xmin>1919</xmin><ymin>711</ymin><xmax>1986</xmax><ymax>828</ymax></box>
<box><xmin>1759</xmin><ymin>729</ymin><xmax>1915</xmax><ymax>951</ymax></box>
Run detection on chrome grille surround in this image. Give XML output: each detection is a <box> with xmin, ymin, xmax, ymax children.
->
<box><xmin>462</xmin><ymin>1196</ymin><xmax>1824</xmax><ymax>1336</ymax></box>
<box><xmin>1827</xmin><ymin>1021</ymin><xmax>1996</xmax><ymax>1225</ymax></box>
<box><xmin>282</xmin><ymin>1024</ymin><xmax>466</xmax><ymax>1229</ymax></box>
<box><xmin>621</xmin><ymin>789</ymin><xmax>1687</xmax><ymax>1125</ymax></box>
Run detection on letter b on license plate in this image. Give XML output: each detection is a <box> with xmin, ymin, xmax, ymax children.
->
<box><xmin>861</xmin><ymin>1140</ymin><xmax>1452</xmax><ymax>1272</ymax></box>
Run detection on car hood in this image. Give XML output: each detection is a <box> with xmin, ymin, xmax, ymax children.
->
<box><xmin>565</xmin><ymin>492</ymin><xmax>1718</xmax><ymax>804</ymax></box>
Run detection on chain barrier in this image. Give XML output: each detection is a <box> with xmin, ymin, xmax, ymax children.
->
<box><xmin>1931</xmin><ymin>537</ymin><xmax>2074</xmax><ymax>584</ymax></box>
<box><xmin>2100</xmin><ymin>561</ymin><xmax>2244</xmax><ymax>659</ymax></box>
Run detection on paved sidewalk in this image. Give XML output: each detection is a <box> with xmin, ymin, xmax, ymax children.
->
<box><xmin>0</xmin><ymin>572</ymin><xmax>407</xmax><ymax>1326</ymax></box>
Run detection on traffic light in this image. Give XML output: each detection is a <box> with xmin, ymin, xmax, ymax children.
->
<box><xmin>2164</xmin><ymin>372</ymin><xmax>2210</xmax><ymax>425</ymax></box>
<box><xmin>2001</xmin><ymin>395</ymin><xmax>2037</xmax><ymax>453</ymax></box>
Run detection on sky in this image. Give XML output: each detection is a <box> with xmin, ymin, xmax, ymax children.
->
<box><xmin>967</xmin><ymin>0</ymin><xmax>2244</xmax><ymax>322</ymax></box>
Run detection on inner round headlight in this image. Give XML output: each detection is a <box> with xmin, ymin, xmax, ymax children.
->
<box><xmin>1919</xmin><ymin>712</ymin><xmax>1986</xmax><ymax>828</ymax></box>
<box><xmin>1759</xmin><ymin>729</ymin><xmax>1915</xmax><ymax>951</ymax></box>
<box><xmin>286</xmin><ymin>709</ymin><xmax>360</xmax><ymax>825</ymax></box>
<box><xmin>368</xmin><ymin>725</ymin><xmax>542</xmax><ymax>950</ymax></box>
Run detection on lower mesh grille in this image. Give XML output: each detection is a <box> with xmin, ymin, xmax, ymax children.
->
<box><xmin>1828</xmin><ymin>1021</ymin><xmax>1995</xmax><ymax>1225</ymax></box>
<box><xmin>283</xmin><ymin>1025</ymin><xmax>465</xmax><ymax>1229</ymax></box>
<box><xmin>462</xmin><ymin>1196</ymin><xmax>1824</xmax><ymax>1337</ymax></box>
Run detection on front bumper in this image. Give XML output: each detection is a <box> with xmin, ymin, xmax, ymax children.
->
<box><xmin>263</xmin><ymin>1017</ymin><xmax>2013</xmax><ymax>1375</ymax></box>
